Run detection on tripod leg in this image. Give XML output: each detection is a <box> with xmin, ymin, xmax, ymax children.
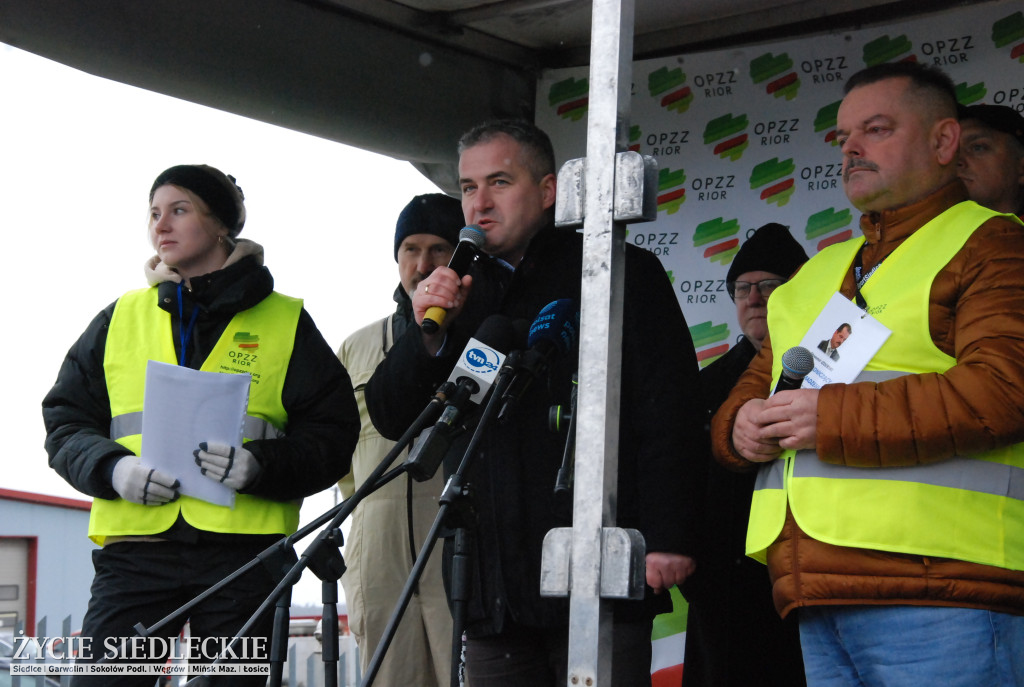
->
<box><xmin>322</xmin><ymin>580</ymin><xmax>340</xmax><ymax>687</ymax></box>
<box><xmin>267</xmin><ymin>585</ymin><xmax>292</xmax><ymax>686</ymax></box>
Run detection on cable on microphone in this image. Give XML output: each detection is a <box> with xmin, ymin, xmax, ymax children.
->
<box><xmin>422</xmin><ymin>225</ymin><xmax>486</xmax><ymax>334</ymax></box>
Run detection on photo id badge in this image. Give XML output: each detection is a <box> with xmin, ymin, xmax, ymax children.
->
<box><xmin>798</xmin><ymin>292</ymin><xmax>890</xmax><ymax>388</ymax></box>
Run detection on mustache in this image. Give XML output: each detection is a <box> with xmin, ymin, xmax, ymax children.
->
<box><xmin>843</xmin><ymin>157</ymin><xmax>878</xmax><ymax>182</ymax></box>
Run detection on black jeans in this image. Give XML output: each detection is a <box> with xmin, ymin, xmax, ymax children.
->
<box><xmin>72</xmin><ymin>538</ymin><xmax>285</xmax><ymax>687</ymax></box>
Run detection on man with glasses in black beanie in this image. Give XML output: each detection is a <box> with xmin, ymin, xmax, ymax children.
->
<box><xmin>683</xmin><ymin>222</ymin><xmax>808</xmax><ymax>687</ymax></box>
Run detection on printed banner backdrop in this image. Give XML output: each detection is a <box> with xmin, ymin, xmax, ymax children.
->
<box><xmin>537</xmin><ymin>0</ymin><xmax>1024</xmax><ymax>369</ymax></box>
<box><xmin>536</xmin><ymin>1</ymin><xmax>1024</xmax><ymax>680</ymax></box>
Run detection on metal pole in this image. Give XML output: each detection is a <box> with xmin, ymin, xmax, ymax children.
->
<box><xmin>567</xmin><ymin>0</ymin><xmax>635</xmax><ymax>684</ymax></box>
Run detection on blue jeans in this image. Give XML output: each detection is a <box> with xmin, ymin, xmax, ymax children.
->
<box><xmin>799</xmin><ymin>605</ymin><xmax>1024</xmax><ymax>687</ymax></box>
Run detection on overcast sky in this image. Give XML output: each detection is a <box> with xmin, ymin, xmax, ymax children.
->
<box><xmin>1</xmin><ymin>43</ymin><xmax>442</xmax><ymax>605</ymax></box>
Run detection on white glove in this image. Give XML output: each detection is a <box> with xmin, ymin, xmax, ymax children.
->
<box><xmin>111</xmin><ymin>455</ymin><xmax>180</xmax><ymax>505</ymax></box>
<box><xmin>193</xmin><ymin>441</ymin><xmax>261</xmax><ymax>491</ymax></box>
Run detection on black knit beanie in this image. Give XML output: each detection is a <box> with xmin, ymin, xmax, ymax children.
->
<box><xmin>393</xmin><ymin>193</ymin><xmax>465</xmax><ymax>261</ymax></box>
<box><xmin>726</xmin><ymin>222</ymin><xmax>809</xmax><ymax>284</ymax></box>
<box><xmin>150</xmin><ymin>164</ymin><xmax>247</xmax><ymax>237</ymax></box>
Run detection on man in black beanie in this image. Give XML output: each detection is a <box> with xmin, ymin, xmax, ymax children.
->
<box><xmin>336</xmin><ymin>193</ymin><xmax>463</xmax><ymax>686</ymax></box>
<box><xmin>683</xmin><ymin>222</ymin><xmax>809</xmax><ymax>687</ymax></box>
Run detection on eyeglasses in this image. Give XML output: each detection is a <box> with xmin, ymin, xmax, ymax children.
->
<box><xmin>727</xmin><ymin>278</ymin><xmax>785</xmax><ymax>300</ymax></box>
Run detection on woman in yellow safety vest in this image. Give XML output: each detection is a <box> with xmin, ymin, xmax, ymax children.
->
<box><xmin>43</xmin><ymin>164</ymin><xmax>359</xmax><ymax>686</ymax></box>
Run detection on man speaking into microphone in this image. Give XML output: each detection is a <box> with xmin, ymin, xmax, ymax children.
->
<box><xmin>366</xmin><ymin>119</ymin><xmax>705</xmax><ymax>686</ymax></box>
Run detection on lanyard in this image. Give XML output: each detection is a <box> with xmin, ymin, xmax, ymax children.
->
<box><xmin>852</xmin><ymin>243</ymin><xmax>886</xmax><ymax>310</ymax></box>
<box><xmin>177</xmin><ymin>282</ymin><xmax>200</xmax><ymax>366</ymax></box>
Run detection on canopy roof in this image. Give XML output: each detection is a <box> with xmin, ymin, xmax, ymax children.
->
<box><xmin>1</xmin><ymin>0</ymin><xmax>964</xmax><ymax>187</ymax></box>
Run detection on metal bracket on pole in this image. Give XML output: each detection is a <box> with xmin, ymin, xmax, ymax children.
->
<box><xmin>554</xmin><ymin>152</ymin><xmax>659</xmax><ymax>229</ymax></box>
<box><xmin>540</xmin><ymin>526</ymin><xmax>646</xmax><ymax>600</ymax></box>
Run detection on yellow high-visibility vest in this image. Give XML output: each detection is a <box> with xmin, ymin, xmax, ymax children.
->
<box><xmin>91</xmin><ymin>286</ymin><xmax>302</xmax><ymax>545</ymax></box>
<box><xmin>748</xmin><ymin>202</ymin><xmax>1024</xmax><ymax>572</ymax></box>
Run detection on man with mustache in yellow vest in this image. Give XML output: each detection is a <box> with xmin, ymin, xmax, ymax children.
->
<box><xmin>711</xmin><ymin>62</ymin><xmax>1024</xmax><ymax>686</ymax></box>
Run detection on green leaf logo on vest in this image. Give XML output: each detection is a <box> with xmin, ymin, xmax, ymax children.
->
<box><xmin>234</xmin><ymin>332</ymin><xmax>260</xmax><ymax>349</ymax></box>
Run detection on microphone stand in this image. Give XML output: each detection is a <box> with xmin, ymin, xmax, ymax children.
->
<box><xmin>361</xmin><ymin>353</ymin><xmax>520</xmax><ymax>687</ymax></box>
<box><xmin>132</xmin><ymin>385</ymin><xmax>453</xmax><ymax>686</ymax></box>
<box><xmin>552</xmin><ymin>372</ymin><xmax>578</xmax><ymax>497</ymax></box>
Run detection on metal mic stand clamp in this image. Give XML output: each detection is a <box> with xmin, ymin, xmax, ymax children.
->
<box><xmin>304</xmin><ymin>527</ymin><xmax>347</xmax><ymax>687</ymax></box>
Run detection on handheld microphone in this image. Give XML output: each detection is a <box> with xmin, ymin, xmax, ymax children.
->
<box><xmin>422</xmin><ymin>224</ymin><xmax>486</xmax><ymax>334</ymax></box>
<box><xmin>772</xmin><ymin>346</ymin><xmax>815</xmax><ymax>395</ymax></box>
<box><xmin>406</xmin><ymin>315</ymin><xmax>516</xmax><ymax>481</ymax></box>
<box><xmin>498</xmin><ymin>299</ymin><xmax>579</xmax><ymax>423</ymax></box>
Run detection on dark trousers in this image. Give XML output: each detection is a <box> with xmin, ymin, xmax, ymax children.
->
<box><xmin>72</xmin><ymin>539</ymin><xmax>284</xmax><ymax>687</ymax></box>
<box><xmin>464</xmin><ymin>617</ymin><xmax>654</xmax><ymax>687</ymax></box>
<box><xmin>682</xmin><ymin>556</ymin><xmax>805</xmax><ymax>687</ymax></box>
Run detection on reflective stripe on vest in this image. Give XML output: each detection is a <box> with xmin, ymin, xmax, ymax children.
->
<box><xmin>110</xmin><ymin>412</ymin><xmax>285</xmax><ymax>443</ymax></box>
<box><xmin>93</xmin><ymin>286</ymin><xmax>302</xmax><ymax>546</ymax></box>
<box><xmin>747</xmin><ymin>202</ymin><xmax>1024</xmax><ymax>570</ymax></box>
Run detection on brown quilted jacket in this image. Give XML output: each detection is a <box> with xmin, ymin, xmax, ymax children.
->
<box><xmin>711</xmin><ymin>180</ymin><xmax>1024</xmax><ymax>618</ymax></box>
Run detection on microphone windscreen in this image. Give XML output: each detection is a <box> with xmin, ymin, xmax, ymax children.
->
<box><xmin>459</xmin><ymin>224</ymin><xmax>486</xmax><ymax>247</ymax></box>
<box><xmin>472</xmin><ymin>314</ymin><xmax>517</xmax><ymax>355</ymax></box>
<box><xmin>780</xmin><ymin>346</ymin><xmax>815</xmax><ymax>379</ymax></box>
<box><xmin>527</xmin><ymin>299</ymin><xmax>579</xmax><ymax>354</ymax></box>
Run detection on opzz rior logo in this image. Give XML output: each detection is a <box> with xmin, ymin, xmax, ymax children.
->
<box><xmin>466</xmin><ymin>347</ymin><xmax>500</xmax><ymax>373</ymax></box>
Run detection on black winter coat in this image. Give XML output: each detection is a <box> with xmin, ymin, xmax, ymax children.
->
<box><xmin>365</xmin><ymin>225</ymin><xmax>705</xmax><ymax>635</ymax></box>
<box><xmin>43</xmin><ymin>254</ymin><xmax>360</xmax><ymax>529</ymax></box>
<box><xmin>681</xmin><ymin>336</ymin><xmax>805</xmax><ymax>687</ymax></box>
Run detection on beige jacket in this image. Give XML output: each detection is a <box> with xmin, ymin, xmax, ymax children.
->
<box><xmin>338</xmin><ymin>310</ymin><xmax>453</xmax><ymax>685</ymax></box>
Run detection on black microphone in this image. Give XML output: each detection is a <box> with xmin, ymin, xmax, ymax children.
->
<box><xmin>405</xmin><ymin>314</ymin><xmax>516</xmax><ymax>481</ymax></box>
<box><xmin>498</xmin><ymin>299</ymin><xmax>579</xmax><ymax>423</ymax></box>
<box><xmin>773</xmin><ymin>346</ymin><xmax>815</xmax><ymax>395</ymax></box>
<box><xmin>422</xmin><ymin>224</ymin><xmax>486</xmax><ymax>334</ymax></box>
